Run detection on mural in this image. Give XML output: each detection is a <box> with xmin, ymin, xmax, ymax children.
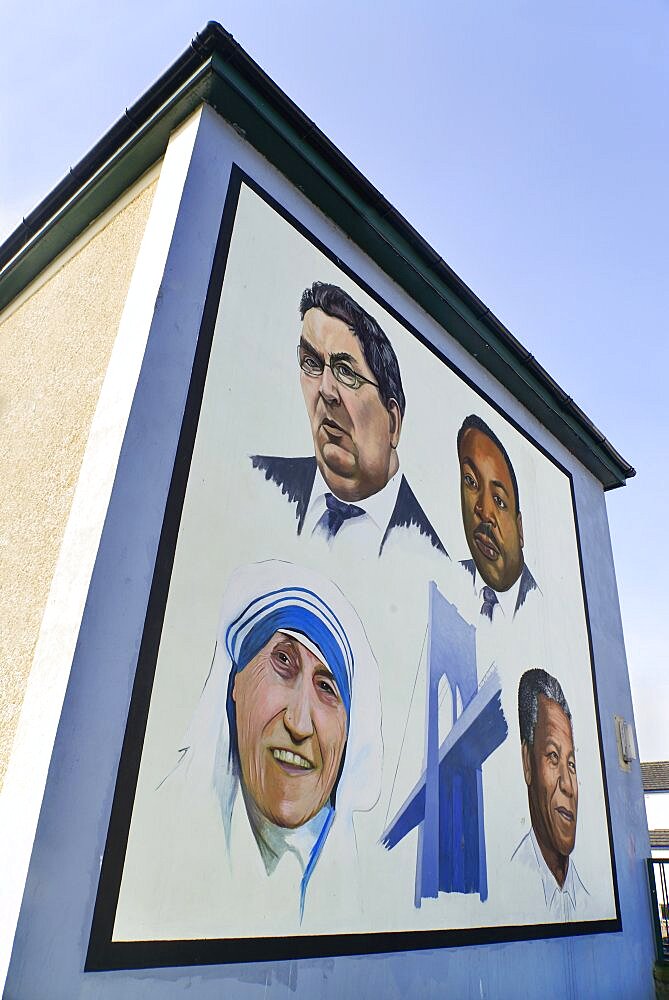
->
<box><xmin>457</xmin><ymin>414</ymin><xmax>539</xmax><ymax>617</ymax></box>
<box><xmin>512</xmin><ymin>668</ymin><xmax>589</xmax><ymax>919</ymax></box>
<box><xmin>88</xmin><ymin>170</ymin><xmax>619</xmax><ymax>967</ymax></box>
<box><xmin>142</xmin><ymin>560</ymin><xmax>382</xmax><ymax>927</ymax></box>
<box><xmin>251</xmin><ymin>281</ymin><xmax>446</xmax><ymax>556</ymax></box>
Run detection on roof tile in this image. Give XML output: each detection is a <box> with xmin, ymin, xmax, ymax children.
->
<box><xmin>641</xmin><ymin>761</ymin><xmax>669</xmax><ymax>791</ymax></box>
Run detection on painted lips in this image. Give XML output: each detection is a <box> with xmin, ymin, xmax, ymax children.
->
<box><xmin>319</xmin><ymin>418</ymin><xmax>354</xmax><ymax>463</ymax></box>
<box><xmin>320</xmin><ymin>417</ymin><xmax>348</xmax><ymax>440</ymax></box>
<box><xmin>271</xmin><ymin>747</ymin><xmax>314</xmax><ymax>774</ymax></box>
<box><xmin>556</xmin><ymin>806</ymin><xmax>574</xmax><ymax>823</ymax></box>
<box><xmin>474</xmin><ymin>528</ymin><xmax>500</xmax><ymax>561</ymax></box>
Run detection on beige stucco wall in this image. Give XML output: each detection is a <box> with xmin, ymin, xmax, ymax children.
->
<box><xmin>0</xmin><ymin>176</ymin><xmax>158</xmax><ymax>787</ymax></box>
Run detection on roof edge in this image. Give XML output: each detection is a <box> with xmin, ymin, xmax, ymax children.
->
<box><xmin>0</xmin><ymin>21</ymin><xmax>635</xmax><ymax>489</ymax></box>
<box><xmin>0</xmin><ymin>22</ymin><xmax>225</xmax><ymax>271</ymax></box>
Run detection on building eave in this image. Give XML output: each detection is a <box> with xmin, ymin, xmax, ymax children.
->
<box><xmin>0</xmin><ymin>21</ymin><xmax>635</xmax><ymax>490</ymax></box>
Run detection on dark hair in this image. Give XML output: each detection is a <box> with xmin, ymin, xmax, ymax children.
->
<box><xmin>457</xmin><ymin>414</ymin><xmax>520</xmax><ymax>513</ymax></box>
<box><xmin>518</xmin><ymin>668</ymin><xmax>572</xmax><ymax>746</ymax></box>
<box><xmin>299</xmin><ymin>282</ymin><xmax>405</xmax><ymax>417</ymax></box>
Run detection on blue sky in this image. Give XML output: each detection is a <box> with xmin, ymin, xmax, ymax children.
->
<box><xmin>2</xmin><ymin>1</ymin><xmax>667</xmax><ymax>757</ymax></box>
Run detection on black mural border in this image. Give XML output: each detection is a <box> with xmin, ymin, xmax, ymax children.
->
<box><xmin>86</xmin><ymin>164</ymin><xmax>621</xmax><ymax>972</ymax></box>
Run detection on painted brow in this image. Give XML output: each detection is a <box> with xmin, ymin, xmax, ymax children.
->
<box><xmin>490</xmin><ymin>480</ymin><xmax>510</xmax><ymax>495</ymax></box>
<box><xmin>328</xmin><ymin>351</ymin><xmax>358</xmax><ymax>367</ymax></box>
<box><xmin>300</xmin><ymin>338</ymin><xmax>362</xmax><ymax>373</ymax></box>
<box><xmin>276</xmin><ymin>635</ymin><xmax>335</xmax><ymax>682</ymax></box>
<box><xmin>544</xmin><ymin>738</ymin><xmax>574</xmax><ymax>756</ymax></box>
<box><xmin>299</xmin><ymin>335</ymin><xmax>324</xmax><ymax>363</ymax></box>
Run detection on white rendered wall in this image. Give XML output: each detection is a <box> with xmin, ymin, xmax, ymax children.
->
<box><xmin>646</xmin><ymin>791</ymin><xmax>669</xmax><ymax>831</ymax></box>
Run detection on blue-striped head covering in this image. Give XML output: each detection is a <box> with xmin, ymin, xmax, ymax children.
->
<box><xmin>185</xmin><ymin>562</ymin><xmax>382</xmax><ymax>921</ymax></box>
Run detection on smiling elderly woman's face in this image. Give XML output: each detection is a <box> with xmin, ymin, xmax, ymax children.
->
<box><xmin>232</xmin><ymin>631</ymin><xmax>348</xmax><ymax>828</ymax></box>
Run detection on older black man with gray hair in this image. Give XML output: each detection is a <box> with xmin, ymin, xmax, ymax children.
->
<box><xmin>511</xmin><ymin>668</ymin><xmax>589</xmax><ymax>919</ymax></box>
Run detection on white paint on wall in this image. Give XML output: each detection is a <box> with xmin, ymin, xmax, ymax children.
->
<box><xmin>646</xmin><ymin>791</ymin><xmax>669</xmax><ymax>831</ymax></box>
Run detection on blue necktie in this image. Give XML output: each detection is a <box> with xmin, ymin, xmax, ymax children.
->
<box><xmin>480</xmin><ymin>586</ymin><xmax>499</xmax><ymax>620</ymax></box>
<box><xmin>317</xmin><ymin>493</ymin><xmax>365</xmax><ymax>539</ymax></box>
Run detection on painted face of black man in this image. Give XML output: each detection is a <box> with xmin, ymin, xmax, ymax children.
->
<box><xmin>459</xmin><ymin>426</ymin><xmax>524</xmax><ymax>591</ymax></box>
<box><xmin>522</xmin><ymin>695</ymin><xmax>578</xmax><ymax>885</ymax></box>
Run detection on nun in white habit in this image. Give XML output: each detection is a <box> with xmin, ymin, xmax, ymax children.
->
<box><xmin>115</xmin><ymin>560</ymin><xmax>383</xmax><ymax>940</ymax></box>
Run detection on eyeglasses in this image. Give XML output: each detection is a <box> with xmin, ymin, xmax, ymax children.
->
<box><xmin>297</xmin><ymin>346</ymin><xmax>380</xmax><ymax>391</ymax></box>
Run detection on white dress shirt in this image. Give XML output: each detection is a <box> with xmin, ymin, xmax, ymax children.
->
<box><xmin>302</xmin><ymin>465</ymin><xmax>403</xmax><ymax>549</ymax></box>
<box><xmin>511</xmin><ymin>827</ymin><xmax>589</xmax><ymax>921</ymax></box>
<box><xmin>470</xmin><ymin>564</ymin><xmax>523</xmax><ymax>621</ymax></box>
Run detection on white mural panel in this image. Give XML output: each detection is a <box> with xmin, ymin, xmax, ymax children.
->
<box><xmin>89</xmin><ymin>170</ymin><xmax>619</xmax><ymax>967</ymax></box>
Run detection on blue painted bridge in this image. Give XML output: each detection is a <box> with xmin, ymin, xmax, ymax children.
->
<box><xmin>382</xmin><ymin>583</ymin><xmax>508</xmax><ymax>905</ymax></box>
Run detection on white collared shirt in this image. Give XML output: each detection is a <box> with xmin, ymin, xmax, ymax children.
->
<box><xmin>511</xmin><ymin>827</ymin><xmax>589</xmax><ymax>921</ymax></box>
<box><xmin>470</xmin><ymin>564</ymin><xmax>523</xmax><ymax>621</ymax></box>
<box><xmin>302</xmin><ymin>465</ymin><xmax>403</xmax><ymax>549</ymax></box>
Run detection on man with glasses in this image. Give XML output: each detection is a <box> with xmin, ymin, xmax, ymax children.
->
<box><xmin>252</xmin><ymin>282</ymin><xmax>446</xmax><ymax>556</ymax></box>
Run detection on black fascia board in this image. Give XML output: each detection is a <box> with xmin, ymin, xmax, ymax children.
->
<box><xmin>0</xmin><ymin>21</ymin><xmax>635</xmax><ymax>489</ymax></box>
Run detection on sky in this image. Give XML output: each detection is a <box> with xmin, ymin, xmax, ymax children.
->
<box><xmin>1</xmin><ymin>1</ymin><xmax>667</xmax><ymax>758</ymax></box>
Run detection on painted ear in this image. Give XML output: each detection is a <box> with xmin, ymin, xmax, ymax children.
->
<box><xmin>388</xmin><ymin>399</ymin><xmax>402</xmax><ymax>448</ymax></box>
<box><xmin>517</xmin><ymin>510</ymin><xmax>524</xmax><ymax>549</ymax></box>
<box><xmin>521</xmin><ymin>741</ymin><xmax>532</xmax><ymax>787</ymax></box>
<box><xmin>232</xmin><ymin>673</ymin><xmax>238</xmax><ymax>704</ymax></box>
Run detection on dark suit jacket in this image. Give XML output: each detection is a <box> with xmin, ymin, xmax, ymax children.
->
<box><xmin>460</xmin><ymin>558</ymin><xmax>538</xmax><ymax>617</ymax></box>
<box><xmin>251</xmin><ymin>454</ymin><xmax>448</xmax><ymax>557</ymax></box>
